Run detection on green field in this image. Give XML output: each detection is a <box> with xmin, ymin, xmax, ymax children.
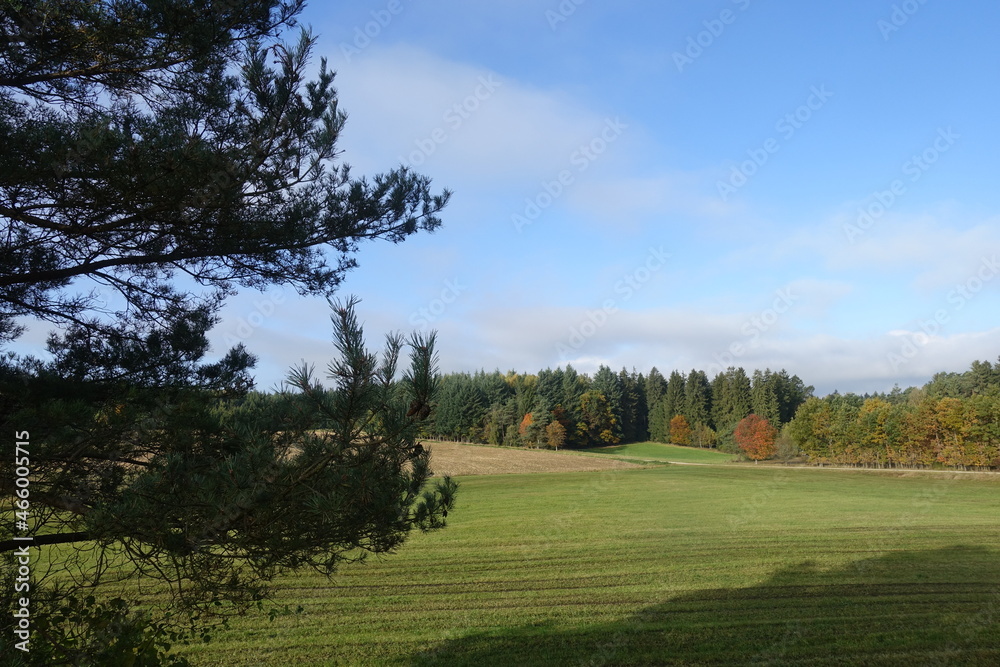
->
<box><xmin>178</xmin><ymin>462</ymin><xmax>1000</xmax><ymax>665</ymax></box>
<box><xmin>583</xmin><ymin>441</ymin><xmax>738</xmax><ymax>465</ymax></box>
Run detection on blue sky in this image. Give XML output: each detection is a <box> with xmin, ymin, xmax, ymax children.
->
<box><xmin>204</xmin><ymin>0</ymin><xmax>1000</xmax><ymax>396</ymax></box>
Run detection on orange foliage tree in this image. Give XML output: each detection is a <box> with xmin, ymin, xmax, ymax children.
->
<box><xmin>668</xmin><ymin>415</ymin><xmax>691</xmax><ymax>445</ymax></box>
<box><xmin>734</xmin><ymin>414</ymin><xmax>777</xmax><ymax>461</ymax></box>
<box><xmin>518</xmin><ymin>412</ymin><xmax>534</xmax><ymax>439</ymax></box>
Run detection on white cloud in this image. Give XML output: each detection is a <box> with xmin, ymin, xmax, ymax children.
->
<box><xmin>564</xmin><ymin>172</ymin><xmax>742</xmax><ymax>228</ymax></box>
<box><xmin>326</xmin><ymin>43</ymin><xmax>619</xmax><ymax>191</ymax></box>
<box><xmin>782</xmin><ymin>209</ymin><xmax>1000</xmax><ymax>293</ymax></box>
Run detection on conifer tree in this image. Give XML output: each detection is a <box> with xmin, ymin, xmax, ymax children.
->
<box><xmin>0</xmin><ymin>2</ymin><xmax>452</xmax><ymax>661</ymax></box>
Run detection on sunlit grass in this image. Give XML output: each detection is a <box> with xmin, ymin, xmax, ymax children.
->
<box><xmin>583</xmin><ymin>440</ymin><xmax>738</xmax><ymax>464</ymax></box>
<box><xmin>169</xmin><ymin>463</ymin><xmax>1000</xmax><ymax>665</ymax></box>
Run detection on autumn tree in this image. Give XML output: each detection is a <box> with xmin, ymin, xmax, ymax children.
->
<box><xmin>518</xmin><ymin>411</ymin><xmax>535</xmax><ymax>445</ymax></box>
<box><xmin>669</xmin><ymin>415</ymin><xmax>691</xmax><ymax>445</ymax></box>
<box><xmin>546</xmin><ymin>420</ymin><xmax>567</xmax><ymax>450</ymax></box>
<box><xmin>734</xmin><ymin>414</ymin><xmax>777</xmax><ymax>462</ymax></box>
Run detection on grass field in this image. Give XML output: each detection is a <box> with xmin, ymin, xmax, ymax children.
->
<box><xmin>582</xmin><ymin>441</ymin><xmax>738</xmax><ymax>465</ymax></box>
<box><xmin>177</xmin><ymin>447</ymin><xmax>1000</xmax><ymax>665</ymax></box>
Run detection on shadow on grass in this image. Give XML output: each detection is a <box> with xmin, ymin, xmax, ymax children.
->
<box><xmin>412</xmin><ymin>546</ymin><xmax>1000</xmax><ymax>666</ymax></box>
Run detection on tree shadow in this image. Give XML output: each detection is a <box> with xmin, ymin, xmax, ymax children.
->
<box><xmin>411</xmin><ymin>546</ymin><xmax>1000</xmax><ymax>666</ymax></box>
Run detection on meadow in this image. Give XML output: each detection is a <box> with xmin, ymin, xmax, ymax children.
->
<box><xmin>581</xmin><ymin>441</ymin><xmax>738</xmax><ymax>465</ymax></box>
<box><xmin>178</xmin><ymin>443</ymin><xmax>1000</xmax><ymax>665</ymax></box>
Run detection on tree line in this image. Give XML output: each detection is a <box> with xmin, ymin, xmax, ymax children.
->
<box><xmin>425</xmin><ymin>357</ymin><xmax>1000</xmax><ymax>471</ymax></box>
<box><xmin>787</xmin><ymin>358</ymin><xmax>1000</xmax><ymax>470</ymax></box>
<box><xmin>423</xmin><ymin>364</ymin><xmax>813</xmax><ymax>452</ymax></box>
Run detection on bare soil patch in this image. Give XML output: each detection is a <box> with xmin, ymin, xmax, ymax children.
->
<box><xmin>425</xmin><ymin>441</ymin><xmax>648</xmax><ymax>476</ymax></box>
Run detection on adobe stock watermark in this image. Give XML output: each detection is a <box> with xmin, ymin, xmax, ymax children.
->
<box><xmin>512</xmin><ymin>117</ymin><xmax>628</xmax><ymax>233</ymax></box>
<box><xmin>887</xmin><ymin>254</ymin><xmax>1000</xmax><ymax>372</ymax></box>
<box><xmin>556</xmin><ymin>246</ymin><xmax>670</xmax><ymax>359</ymax></box>
<box><xmin>673</xmin><ymin>0</ymin><xmax>753</xmax><ymax>73</ymax></box>
<box><xmin>717</xmin><ymin>85</ymin><xmax>834</xmax><ymax>202</ymax></box>
<box><xmin>398</xmin><ymin>74</ymin><xmax>503</xmax><ymax>169</ymax></box>
<box><xmin>843</xmin><ymin>127</ymin><xmax>959</xmax><ymax>244</ymax></box>
<box><xmin>878</xmin><ymin>0</ymin><xmax>931</xmax><ymax>41</ymax></box>
<box><xmin>707</xmin><ymin>286</ymin><xmax>799</xmax><ymax>377</ymax></box>
<box><xmin>545</xmin><ymin>0</ymin><xmax>587</xmax><ymax>30</ymax></box>
<box><xmin>222</xmin><ymin>288</ymin><xmax>287</xmax><ymax>346</ymax></box>
<box><xmin>12</xmin><ymin>430</ymin><xmax>33</xmax><ymax>653</ymax></box>
<box><xmin>339</xmin><ymin>0</ymin><xmax>412</xmax><ymax>62</ymax></box>
<box><xmin>409</xmin><ymin>279</ymin><xmax>469</xmax><ymax>329</ymax></box>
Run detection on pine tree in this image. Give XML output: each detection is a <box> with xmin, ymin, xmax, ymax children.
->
<box><xmin>0</xmin><ymin>2</ymin><xmax>452</xmax><ymax>660</ymax></box>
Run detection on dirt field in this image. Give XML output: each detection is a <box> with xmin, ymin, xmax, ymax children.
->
<box><xmin>425</xmin><ymin>441</ymin><xmax>648</xmax><ymax>476</ymax></box>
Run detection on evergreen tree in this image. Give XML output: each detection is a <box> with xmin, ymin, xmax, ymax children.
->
<box><xmin>711</xmin><ymin>367</ymin><xmax>752</xmax><ymax>452</ymax></box>
<box><xmin>433</xmin><ymin>373</ymin><xmax>486</xmax><ymax>441</ymax></box>
<box><xmin>683</xmin><ymin>369</ymin><xmax>712</xmax><ymax>431</ymax></box>
<box><xmin>645</xmin><ymin>367</ymin><xmax>668</xmax><ymax>442</ymax></box>
<box><xmin>751</xmin><ymin>369</ymin><xmax>781</xmax><ymax>426</ymax></box>
<box><xmin>474</xmin><ymin>369</ymin><xmax>514</xmax><ymax>406</ymax></box>
<box><xmin>560</xmin><ymin>364</ymin><xmax>589</xmax><ymax>447</ymax></box>
<box><xmin>578</xmin><ymin>390</ymin><xmax>619</xmax><ymax>446</ymax></box>
<box><xmin>649</xmin><ymin>399</ymin><xmax>670</xmax><ymax>443</ymax></box>
<box><xmin>663</xmin><ymin>370</ymin><xmax>686</xmax><ymax>432</ymax></box>
<box><xmin>508</xmin><ymin>371</ymin><xmax>538</xmax><ymax>419</ymax></box>
<box><xmin>0</xmin><ymin>2</ymin><xmax>452</xmax><ymax>659</ymax></box>
<box><xmin>593</xmin><ymin>365</ymin><xmax>624</xmax><ymax>442</ymax></box>
<box><xmin>618</xmin><ymin>368</ymin><xmax>647</xmax><ymax>443</ymax></box>
<box><xmin>645</xmin><ymin>367</ymin><xmax>668</xmax><ymax>407</ymax></box>
<box><xmin>773</xmin><ymin>369</ymin><xmax>813</xmax><ymax>424</ymax></box>
<box><xmin>2</xmin><ymin>301</ymin><xmax>457</xmax><ymax>661</ymax></box>
<box><xmin>535</xmin><ymin>367</ymin><xmax>564</xmax><ymax>410</ymax></box>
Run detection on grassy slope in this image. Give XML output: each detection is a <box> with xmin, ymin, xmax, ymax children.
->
<box><xmin>584</xmin><ymin>441</ymin><xmax>738</xmax><ymax>464</ymax></box>
<box><xmin>179</xmin><ymin>465</ymin><xmax>1000</xmax><ymax>666</ymax></box>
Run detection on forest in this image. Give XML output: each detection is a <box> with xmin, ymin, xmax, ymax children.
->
<box><xmin>416</xmin><ymin>358</ymin><xmax>1000</xmax><ymax>470</ymax></box>
<box><xmin>788</xmin><ymin>360</ymin><xmax>1000</xmax><ymax>469</ymax></box>
<box><xmin>423</xmin><ymin>364</ymin><xmax>810</xmax><ymax>450</ymax></box>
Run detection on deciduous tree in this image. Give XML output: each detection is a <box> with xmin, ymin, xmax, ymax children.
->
<box><xmin>734</xmin><ymin>413</ymin><xmax>777</xmax><ymax>461</ymax></box>
<box><xmin>669</xmin><ymin>414</ymin><xmax>691</xmax><ymax>445</ymax></box>
<box><xmin>546</xmin><ymin>420</ymin><xmax>567</xmax><ymax>450</ymax></box>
